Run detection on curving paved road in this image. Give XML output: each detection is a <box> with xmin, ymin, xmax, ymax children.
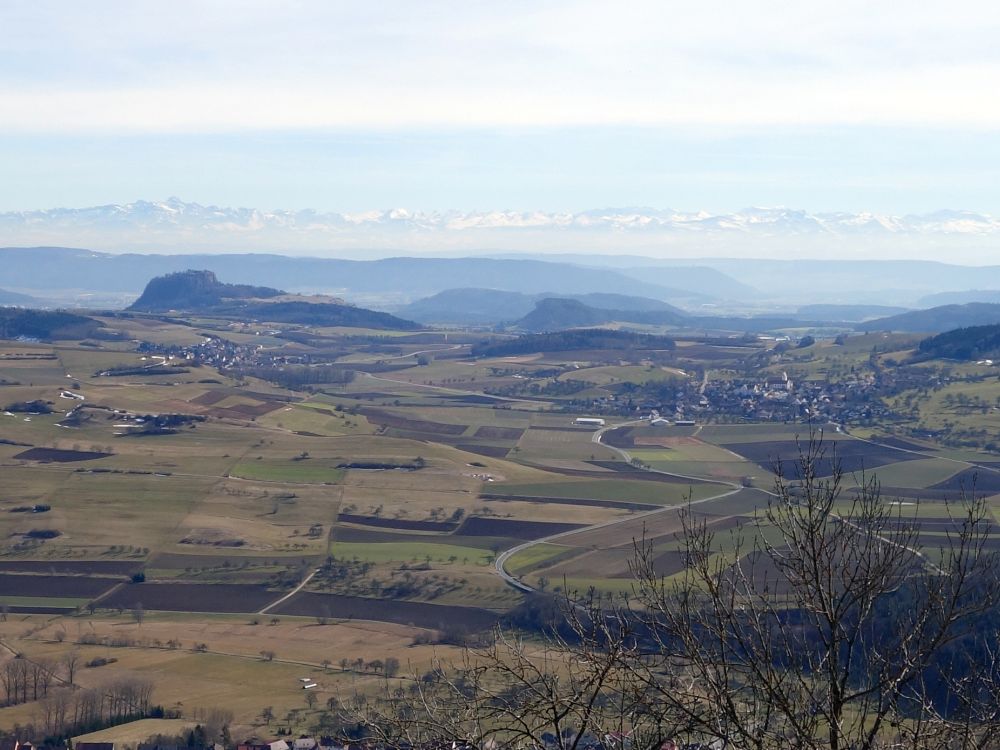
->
<box><xmin>494</xmin><ymin>420</ymin><xmax>741</xmax><ymax>592</ymax></box>
<box><xmin>493</xmin><ymin>419</ymin><xmax>961</xmax><ymax>593</ymax></box>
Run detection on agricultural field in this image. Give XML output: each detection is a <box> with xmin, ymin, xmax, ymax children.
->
<box><xmin>1</xmin><ymin>319</ymin><xmax>998</xmax><ymax>736</ymax></box>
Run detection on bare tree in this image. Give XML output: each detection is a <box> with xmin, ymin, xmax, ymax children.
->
<box><xmin>62</xmin><ymin>649</ymin><xmax>81</xmax><ymax>686</ymax></box>
<box><xmin>341</xmin><ymin>437</ymin><xmax>1000</xmax><ymax>749</ymax></box>
<box><xmin>344</xmin><ymin>597</ymin><xmax>696</xmax><ymax>750</ymax></box>
<box><xmin>630</xmin><ymin>438</ymin><xmax>1000</xmax><ymax>750</ymax></box>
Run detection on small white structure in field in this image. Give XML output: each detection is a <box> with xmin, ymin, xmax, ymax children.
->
<box><xmin>574</xmin><ymin>417</ymin><xmax>606</xmax><ymax>427</ymax></box>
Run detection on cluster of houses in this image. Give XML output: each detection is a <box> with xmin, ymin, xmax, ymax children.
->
<box><xmin>700</xmin><ymin>369</ymin><xmax>892</xmax><ymax>424</ymax></box>
<box><xmin>239</xmin><ymin>738</ymin><xmax>375</xmax><ymax>750</ymax></box>
<box><xmin>136</xmin><ymin>337</ymin><xmax>265</xmax><ymax>372</ymax></box>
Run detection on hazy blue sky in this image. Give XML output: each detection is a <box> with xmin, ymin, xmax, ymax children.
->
<box><xmin>2</xmin><ymin>1</ymin><xmax>999</xmax><ymax>213</ymax></box>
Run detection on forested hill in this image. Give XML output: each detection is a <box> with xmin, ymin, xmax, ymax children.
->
<box><xmin>0</xmin><ymin>308</ymin><xmax>99</xmax><ymax>340</ymax></box>
<box><xmin>513</xmin><ymin>298</ymin><xmax>687</xmax><ymax>333</ymax></box>
<box><xmin>862</xmin><ymin>303</ymin><xmax>1000</xmax><ymax>333</ymax></box>
<box><xmin>471</xmin><ymin>329</ymin><xmax>676</xmax><ymax>357</ymax></box>
<box><xmin>399</xmin><ymin>288</ymin><xmax>687</xmax><ymax>325</ymax></box>
<box><xmin>917</xmin><ymin>324</ymin><xmax>1000</xmax><ymax>361</ymax></box>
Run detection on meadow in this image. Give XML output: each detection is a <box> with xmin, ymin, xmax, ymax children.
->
<box><xmin>1</xmin><ymin>318</ymin><xmax>997</xmax><ymax>738</ymax></box>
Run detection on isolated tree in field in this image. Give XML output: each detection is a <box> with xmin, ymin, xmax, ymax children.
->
<box><xmin>260</xmin><ymin>705</ymin><xmax>275</xmax><ymax>725</ymax></box>
<box><xmin>305</xmin><ymin>690</ymin><xmax>318</xmax><ymax>709</ymax></box>
<box><xmin>384</xmin><ymin>656</ymin><xmax>400</xmax><ymax>678</ymax></box>
<box><xmin>62</xmin><ymin>650</ymin><xmax>80</xmax><ymax>685</ymax></box>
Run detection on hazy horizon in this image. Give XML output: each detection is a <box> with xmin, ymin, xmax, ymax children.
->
<box><xmin>3</xmin><ymin>1</ymin><xmax>1000</xmax><ymax>259</ymax></box>
<box><xmin>3</xmin><ymin>197</ymin><xmax>1000</xmax><ymax>263</ymax></box>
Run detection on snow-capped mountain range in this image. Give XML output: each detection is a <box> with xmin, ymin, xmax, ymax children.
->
<box><xmin>2</xmin><ymin>198</ymin><xmax>999</xmax><ymax>258</ymax></box>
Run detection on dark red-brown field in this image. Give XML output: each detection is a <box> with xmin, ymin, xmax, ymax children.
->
<box><xmin>722</xmin><ymin>440</ymin><xmax>920</xmax><ymax>476</ymax></box>
<box><xmin>99</xmin><ymin>583</ymin><xmax>278</xmax><ymax>613</ymax></box>
<box><xmin>360</xmin><ymin>408</ymin><xmax>467</xmax><ymax>435</ymax></box>
<box><xmin>0</xmin><ymin>560</ymin><xmax>141</xmax><ymax>576</ymax></box>
<box><xmin>0</xmin><ymin>574</ymin><xmax>119</xmax><ymax>598</ymax></box>
<box><xmin>473</xmin><ymin>426</ymin><xmax>525</xmax><ymax>440</ymax></box>
<box><xmin>457</xmin><ymin>517</ymin><xmax>584</xmax><ymax>539</ymax></box>
<box><xmin>337</xmin><ymin>513</ymin><xmax>458</xmax><ymax>532</ymax></box>
<box><xmin>14</xmin><ymin>447</ymin><xmax>112</xmax><ymax>463</ymax></box>
<box><xmin>930</xmin><ymin>468</ymin><xmax>1000</xmax><ymax>493</ymax></box>
<box><xmin>273</xmin><ymin>591</ymin><xmax>500</xmax><ymax>631</ymax></box>
<box><xmin>452</xmin><ymin>443</ymin><xmax>511</xmax><ymax>458</ymax></box>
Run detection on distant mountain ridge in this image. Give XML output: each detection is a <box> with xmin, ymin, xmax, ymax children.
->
<box><xmin>129</xmin><ymin>270</ymin><xmax>420</xmax><ymax>330</ymax></box>
<box><xmin>918</xmin><ymin>290</ymin><xmax>1000</xmax><ymax>307</ymax></box>
<box><xmin>795</xmin><ymin>304</ymin><xmax>911</xmax><ymax>322</ymax></box>
<box><xmin>0</xmin><ymin>247</ymin><xmax>735</xmax><ymax>302</ymax></box>
<box><xmin>861</xmin><ymin>303</ymin><xmax>1000</xmax><ymax>333</ymax></box>
<box><xmin>514</xmin><ymin>298</ymin><xmax>688</xmax><ymax>333</ymax></box>
<box><xmin>3</xmin><ymin>199</ymin><xmax>1000</xmax><ymax>250</ymax></box>
<box><xmin>0</xmin><ymin>288</ymin><xmax>38</xmax><ymax>306</ymax></box>
<box><xmin>399</xmin><ymin>289</ymin><xmax>688</xmax><ymax>325</ymax></box>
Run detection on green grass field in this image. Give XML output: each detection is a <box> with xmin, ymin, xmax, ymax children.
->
<box><xmin>230</xmin><ymin>460</ymin><xmax>346</xmax><ymax>484</ymax></box>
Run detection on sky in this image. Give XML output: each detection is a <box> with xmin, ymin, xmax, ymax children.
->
<box><xmin>1</xmin><ymin>1</ymin><xmax>1000</xmax><ymax>215</ymax></box>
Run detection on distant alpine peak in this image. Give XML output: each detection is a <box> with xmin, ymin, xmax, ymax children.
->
<box><xmin>4</xmin><ymin>199</ymin><xmax>998</xmax><ymax>236</ymax></box>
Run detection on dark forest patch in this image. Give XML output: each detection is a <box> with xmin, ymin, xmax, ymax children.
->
<box><xmin>602</xmin><ymin>427</ymin><xmax>636</xmax><ymax>448</ymax></box>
